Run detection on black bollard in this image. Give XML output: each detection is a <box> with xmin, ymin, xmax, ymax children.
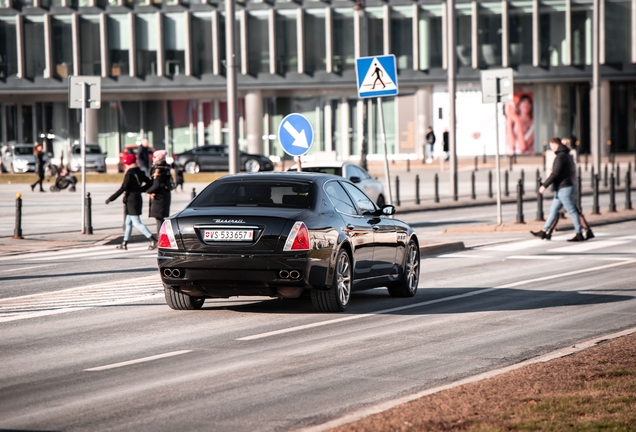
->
<box><xmin>520</xmin><ymin>169</ymin><xmax>525</xmax><ymax>195</ymax></box>
<box><xmin>516</xmin><ymin>180</ymin><xmax>524</xmax><ymax>224</ymax></box>
<box><xmin>630</xmin><ymin>162</ymin><xmax>633</xmax><ymax>182</ymax></box>
<box><xmin>504</xmin><ymin>170</ymin><xmax>509</xmax><ymax>197</ymax></box>
<box><xmin>483</xmin><ymin>153</ymin><xmax>487</xmax><ymax>164</ymax></box>
<box><xmin>12</xmin><ymin>193</ymin><xmax>23</xmax><ymax>240</ymax></box>
<box><xmin>609</xmin><ymin>173</ymin><xmax>616</xmax><ymax>212</ymax></box>
<box><xmin>406</xmin><ymin>158</ymin><xmax>410</xmax><ymax>173</ymax></box>
<box><xmin>453</xmin><ymin>171</ymin><xmax>458</xmax><ymax>201</ymax></box>
<box><xmin>474</xmin><ymin>156</ymin><xmax>478</xmax><ymax>172</ymax></box>
<box><xmin>488</xmin><ymin>170</ymin><xmax>493</xmax><ymax>198</ymax></box>
<box><xmin>434</xmin><ymin>173</ymin><xmax>439</xmax><ymax>203</ymax></box>
<box><xmin>592</xmin><ymin>174</ymin><xmax>600</xmax><ymax>214</ymax></box>
<box><xmin>585</xmin><ymin>153</ymin><xmax>588</xmax><ymax>171</ymax></box>
<box><xmin>191</xmin><ymin>187</ymin><xmax>196</xmax><ymax>200</ymax></box>
<box><xmin>471</xmin><ymin>171</ymin><xmax>476</xmax><ymax>199</ymax></box>
<box><xmin>617</xmin><ymin>163</ymin><xmax>621</xmax><ymax>186</ymax></box>
<box><xmin>536</xmin><ymin>176</ymin><xmax>544</xmax><ymax>221</ymax></box>
<box><xmin>84</xmin><ymin>192</ymin><xmax>93</xmax><ymax>235</ymax></box>
<box><xmin>604</xmin><ymin>164</ymin><xmax>608</xmax><ymax>187</ymax></box>
<box><xmin>626</xmin><ymin>171</ymin><xmax>632</xmax><ymax>210</ymax></box>
<box><xmin>509</xmin><ymin>155</ymin><xmax>513</xmax><ymax>171</ymax></box>
<box><xmin>395</xmin><ymin>176</ymin><xmax>401</xmax><ymax>206</ymax></box>
<box><xmin>591</xmin><ymin>166</ymin><xmax>595</xmax><ymax>188</ymax></box>
<box><xmin>415</xmin><ymin>174</ymin><xmax>420</xmax><ymax>205</ymax></box>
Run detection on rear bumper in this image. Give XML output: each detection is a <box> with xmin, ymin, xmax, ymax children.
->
<box><xmin>157</xmin><ymin>250</ymin><xmax>331</xmax><ymax>298</ymax></box>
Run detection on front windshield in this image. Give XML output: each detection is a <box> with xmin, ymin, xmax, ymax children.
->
<box><xmin>14</xmin><ymin>147</ymin><xmax>33</xmax><ymax>156</ymax></box>
<box><xmin>73</xmin><ymin>146</ymin><xmax>103</xmax><ymax>155</ymax></box>
<box><xmin>192</xmin><ymin>180</ymin><xmax>314</xmax><ymax>208</ymax></box>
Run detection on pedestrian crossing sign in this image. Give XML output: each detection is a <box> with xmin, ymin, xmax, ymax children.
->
<box><xmin>355</xmin><ymin>55</ymin><xmax>399</xmax><ymax>99</ymax></box>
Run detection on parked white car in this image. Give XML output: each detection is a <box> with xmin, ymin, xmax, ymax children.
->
<box><xmin>288</xmin><ymin>161</ymin><xmax>386</xmax><ymax>207</ymax></box>
<box><xmin>1</xmin><ymin>144</ymin><xmax>36</xmax><ymax>173</ymax></box>
<box><xmin>69</xmin><ymin>144</ymin><xmax>107</xmax><ymax>173</ymax></box>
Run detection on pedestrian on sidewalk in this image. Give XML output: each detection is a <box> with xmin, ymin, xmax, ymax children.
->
<box><xmin>174</xmin><ymin>163</ymin><xmax>185</xmax><ymax>193</ymax></box>
<box><xmin>543</xmin><ymin>138</ymin><xmax>594</xmax><ymax>240</ymax></box>
<box><xmin>105</xmin><ymin>153</ymin><xmax>157</xmax><ymax>250</ymax></box>
<box><xmin>442</xmin><ymin>128</ymin><xmax>449</xmax><ymax>161</ymax></box>
<box><xmin>425</xmin><ymin>126</ymin><xmax>436</xmax><ymax>164</ymax></box>
<box><xmin>146</xmin><ymin>150</ymin><xmax>172</xmax><ymax>234</ymax></box>
<box><xmin>30</xmin><ymin>143</ymin><xmax>46</xmax><ymax>192</ymax></box>
<box><xmin>137</xmin><ymin>138</ymin><xmax>151</xmax><ymax>177</ymax></box>
<box><xmin>531</xmin><ymin>137</ymin><xmax>585</xmax><ymax>242</ymax></box>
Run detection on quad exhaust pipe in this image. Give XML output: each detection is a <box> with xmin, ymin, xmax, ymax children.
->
<box><xmin>163</xmin><ymin>268</ymin><xmax>182</xmax><ymax>278</ymax></box>
<box><xmin>278</xmin><ymin>270</ymin><xmax>301</xmax><ymax>280</ymax></box>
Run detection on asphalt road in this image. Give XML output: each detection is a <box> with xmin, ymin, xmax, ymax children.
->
<box><xmin>1</xmin><ymin>221</ymin><xmax>635</xmax><ymax>431</ymax></box>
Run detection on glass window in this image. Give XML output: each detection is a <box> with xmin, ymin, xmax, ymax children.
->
<box><xmin>52</xmin><ymin>16</ymin><xmax>74</xmax><ymax>79</ymax></box>
<box><xmin>605</xmin><ymin>0</ymin><xmax>632</xmax><ymax>64</ymax></box>
<box><xmin>419</xmin><ymin>5</ymin><xmax>443</xmax><ymax>70</ymax></box>
<box><xmin>304</xmin><ymin>9</ymin><xmax>326</xmax><ymax>74</ymax></box>
<box><xmin>276</xmin><ymin>10</ymin><xmax>298</xmax><ymax>75</ymax></box>
<box><xmin>572</xmin><ymin>0</ymin><xmax>592</xmax><ymax>66</ymax></box>
<box><xmin>391</xmin><ymin>6</ymin><xmax>413</xmax><ymax>70</ymax></box>
<box><xmin>6</xmin><ymin>105</ymin><xmax>17</xmax><ymax>144</ymax></box>
<box><xmin>509</xmin><ymin>1</ymin><xmax>533</xmax><ymax>66</ymax></box>
<box><xmin>164</xmin><ymin>13</ymin><xmax>186</xmax><ymax>77</ymax></box>
<box><xmin>24</xmin><ymin>16</ymin><xmax>46</xmax><ymax>79</ymax></box>
<box><xmin>539</xmin><ymin>0</ymin><xmax>566</xmax><ymax>67</ymax></box>
<box><xmin>324</xmin><ymin>180</ymin><xmax>356</xmax><ymax>214</ymax></box>
<box><xmin>456</xmin><ymin>3</ymin><xmax>472</xmax><ymax>67</ymax></box>
<box><xmin>478</xmin><ymin>2</ymin><xmax>503</xmax><ymax>68</ymax></box>
<box><xmin>193</xmin><ymin>180</ymin><xmax>313</xmax><ymax>208</ymax></box>
<box><xmin>341</xmin><ymin>182</ymin><xmax>376</xmax><ymax>214</ymax></box>
<box><xmin>135</xmin><ymin>13</ymin><xmax>158</xmax><ymax>76</ymax></box>
<box><xmin>333</xmin><ymin>9</ymin><xmax>355</xmax><ymax>73</ymax></box>
<box><xmin>98</xmin><ymin>101</ymin><xmax>121</xmax><ymax>159</ymax></box>
<box><xmin>192</xmin><ymin>12</ymin><xmax>213</xmax><ymax>76</ymax></box>
<box><xmin>366</xmin><ymin>7</ymin><xmax>384</xmax><ymax>56</ymax></box>
<box><xmin>80</xmin><ymin>15</ymin><xmax>101</xmax><ymax>76</ymax></box>
<box><xmin>108</xmin><ymin>15</ymin><xmax>130</xmax><ymax>77</ymax></box>
<box><xmin>0</xmin><ymin>17</ymin><xmax>18</xmax><ymax>79</ymax></box>
<box><xmin>247</xmin><ymin>11</ymin><xmax>269</xmax><ymax>75</ymax></box>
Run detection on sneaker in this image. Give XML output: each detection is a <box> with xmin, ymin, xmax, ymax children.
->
<box><xmin>544</xmin><ymin>231</ymin><xmax>552</xmax><ymax>240</ymax></box>
<box><xmin>148</xmin><ymin>236</ymin><xmax>157</xmax><ymax>250</ymax></box>
<box><xmin>567</xmin><ymin>232</ymin><xmax>585</xmax><ymax>242</ymax></box>
<box><xmin>116</xmin><ymin>242</ymin><xmax>128</xmax><ymax>250</ymax></box>
<box><xmin>530</xmin><ymin>230</ymin><xmax>547</xmax><ymax>240</ymax></box>
<box><xmin>585</xmin><ymin>229</ymin><xmax>595</xmax><ymax>240</ymax></box>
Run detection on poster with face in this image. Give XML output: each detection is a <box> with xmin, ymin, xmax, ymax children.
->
<box><xmin>505</xmin><ymin>91</ymin><xmax>534</xmax><ymax>155</ymax></box>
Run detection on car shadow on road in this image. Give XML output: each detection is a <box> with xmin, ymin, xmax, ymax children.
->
<box><xmin>202</xmin><ymin>287</ymin><xmax>634</xmax><ymax>315</ymax></box>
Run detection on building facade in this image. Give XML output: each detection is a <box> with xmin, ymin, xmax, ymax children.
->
<box><xmin>0</xmin><ymin>0</ymin><xmax>634</xmax><ymax>165</ymax></box>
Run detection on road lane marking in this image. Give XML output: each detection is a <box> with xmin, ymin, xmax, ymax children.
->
<box><xmin>547</xmin><ymin>240</ymin><xmax>629</xmax><ymax>253</ymax></box>
<box><xmin>506</xmin><ymin>255</ymin><xmax>563</xmax><ymax>260</ymax></box>
<box><xmin>85</xmin><ymin>350</ymin><xmax>192</xmax><ymax>371</ymax></box>
<box><xmin>31</xmin><ymin>245</ymin><xmax>149</xmax><ymax>261</ymax></box>
<box><xmin>0</xmin><ymin>264</ymin><xmax>55</xmax><ymax>273</ymax></box>
<box><xmin>238</xmin><ymin>259</ymin><xmax>636</xmax><ymax>341</ymax></box>
<box><xmin>484</xmin><ymin>239</ymin><xmax>544</xmax><ymax>251</ymax></box>
<box><xmin>437</xmin><ymin>254</ymin><xmax>494</xmax><ymax>259</ymax></box>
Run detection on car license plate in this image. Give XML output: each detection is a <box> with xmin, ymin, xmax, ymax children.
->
<box><xmin>204</xmin><ymin>229</ymin><xmax>253</xmax><ymax>242</ymax></box>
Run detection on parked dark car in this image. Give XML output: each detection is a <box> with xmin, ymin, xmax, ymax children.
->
<box><xmin>173</xmin><ymin>145</ymin><xmax>274</xmax><ymax>174</ymax></box>
<box><xmin>157</xmin><ymin>172</ymin><xmax>420</xmax><ymax>312</ymax></box>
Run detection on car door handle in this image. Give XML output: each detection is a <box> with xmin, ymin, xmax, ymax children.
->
<box><xmin>346</xmin><ymin>224</ymin><xmax>355</xmax><ymax>230</ymax></box>
<box><xmin>372</xmin><ymin>225</ymin><xmax>380</xmax><ymax>231</ymax></box>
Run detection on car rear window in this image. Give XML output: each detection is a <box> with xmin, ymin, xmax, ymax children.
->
<box><xmin>14</xmin><ymin>147</ymin><xmax>33</xmax><ymax>155</ymax></box>
<box><xmin>192</xmin><ymin>181</ymin><xmax>314</xmax><ymax>208</ymax></box>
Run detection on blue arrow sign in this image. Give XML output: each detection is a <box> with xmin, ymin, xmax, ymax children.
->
<box><xmin>355</xmin><ymin>55</ymin><xmax>399</xmax><ymax>99</ymax></box>
<box><xmin>278</xmin><ymin>113</ymin><xmax>314</xmax><ymax>157</ymax></box>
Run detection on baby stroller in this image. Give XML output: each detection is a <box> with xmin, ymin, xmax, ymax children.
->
<box><xmin>49</xmin><ymin>166</ymin><xmax>78</xmax><ymax>192</ymax></box>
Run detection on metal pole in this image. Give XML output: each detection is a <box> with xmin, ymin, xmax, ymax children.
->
<box><xmin>226</xmin><ymin>0</ymin><xmax>239</xmax><ymax>174</ymax></box>
<box><xmin>395</xmin><ymin>176</ymin><xmax>401</xmax><ymax>206</ymax></box>
<box><xmin>592</xmin><ymin>174</ymin><xmax>600</xmax><ymax>214</ymax></box>
<box><xmin>609</xmin><ymin>173</ymin><xmax>616</xmax><ymax>212</ymax></box>
<box><xmin>415</xmin><ymin>174</ymin><xmax>420</xmax><ymax>205</ymax></box>
<box><xmin>516</xmin><ymin>179</ymin><xmax>524</xmax><ymax>223</ymax></box>
<box><xmin>592</xmin><ymin>0</ymin><xmax>601</xmax><ymax>175</ymax></box>
<box><xmin>85</xmin><ymin>192</ymin><xmax>93</xmax><ymax>235</ymax></box>
<box><xmin>448</xmin><ymin>0</ymin><xmax>458</xmax><ymax>201</ymax></box>
<box><xmin>377</xmin><ymin>97</ymin><xmax>393</xmax><ymax>205</ymax></box>
<box><xmin>505</xmin><ymin>169</ymin><xmax>509</xmax><ymax>197</ymax></box>
<box><xmin>626</xmin><ymin>170</ymin><xmax>632</xmax><ymax>210</ymax></box>
<box><xmin>12</xmin><ymin>193</ymin><xmax>23</xmax><ymax>240</ymax></box>
<box><xmin>434</xmin><ymin>173</ymin><xmax>439</xmax><ymax>203</ymax></box>
<box><xmin>536</xmin><ymin>176</ymin><xmax>544</xmax><ymax>221</ymax></box>
<box><xmin>488</xmin><ymin>170</ymin><xmax>493</xmax><ymax>198</ymax></box>
<box><xmin>81</xmin><ymin>82</ymin><xmax>87</xmax><ymax>234</ymax></box>
<box><xmin>471</xmin><ymin>171</ymin><xmax>476</xmax><ymax>199</ymax></box>
<box><xmin>494</xmin><ymin>103</ymin><xmax>502</xmax><ymax>224</ymax></box>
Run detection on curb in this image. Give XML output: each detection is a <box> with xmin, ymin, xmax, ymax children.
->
<box><xmin>419</xmin><ymin>241</ymin><xmax>465</xmax><ymax>256</ymax></box>
<box><xmin>297</xmin><ymin>326</ymin><xmax>636</xmax><ymax>432</ymax></box>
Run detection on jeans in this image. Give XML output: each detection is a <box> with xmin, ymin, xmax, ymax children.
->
<box><xmin>542</xmin><ymin>186</ymin><xmax>582</xmax><ymax>233</ymax></box>
<box><xmin>426</xmin><ymin>143</ymin><xmax>434</xmax><ymax>160</ymax></box>
<box><xmin>124</xmin><ymin>215</ymin><xmax>152</xmax><ymax>241</ymax></box>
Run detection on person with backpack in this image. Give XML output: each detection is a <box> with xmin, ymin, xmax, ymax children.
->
<box><xmin>105</xmin><ymin>153</ymin><xmax>157</xmax><ymax>250</ymax></box>
<box><xmin>146</xmin><ymin>150</ymin><xmax>173</xmax><ymax>234</ymax></box>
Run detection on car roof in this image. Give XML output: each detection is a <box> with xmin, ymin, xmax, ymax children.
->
<box><xmin>290</xmin><ymin>161</ymin><xmax>347</xmax><ymax>169</ymax></box>
<box><xmin>215</xmin><ymin>171</ymin><xmax>343</xmax><ymax>184</ymax></box>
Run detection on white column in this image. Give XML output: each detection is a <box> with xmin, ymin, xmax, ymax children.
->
<box><xmin>565</xmin><ymin>0</ymin><xmax>572</xmax><ymax>66</ymax></box>
<box><xmin>357</xmin><ymin>99</ymin><xmax>365</xmax><ymax>157</ymax></box>
<box><xmin>413</xmin><ymin>5</ymin><xmax>419</xmax><ymax>71</ymax></box>
<box><xmin>601</xmin><ymin>80</ymin><xmax>611</xmax><ymax>158</ymax></box>
<box><xmin>212</xmin><ymin>10</ymin><xmax>220</xmax><ymax>76</ymax></box>
<box><xmin>44</xmin><ymin>15</ymin><xmax>52</xmax><ymax>79</ymax></box>
<box><xmin>100</xmin><ymin>13</ymin><xmax>108</xmax><ymax>78</ymax></box>
<box><xmin>325</xmin><ymin>7</ymin><xmax>333</xmax><ymax>73</ymax></box>
<box><xmin>72</xmin><ymin>14</ymin><xmax>79</xmax><ymax>76</ymax></box>
<box><xmin>269</xmin><ymin>9</ymin><xmax>276</xmax><ymax>75</ymax></box>
<box><xmin>324</xmin><ymin>102</ymin><xmax>333</xmax><ymax>152</ymax></box>
<box><xmin>213</xmin><ymin>100</ymin><xmax>222</xmax><ymax>144</ymax></box>
<box><xmin>297</xmin><ymin>8</ymin><xmax>304</xmax><ymax>74</ymax></box>
<box><xmin>383</xmin><ymin>4</ymin><xmax>391</xmax><ymax>55</ymax></box>
<box><xmin>340</xmin><ymin>98</ymin><xmax>349</xmax><ymax>159</ymax></box>
<box><xmin>600</xmin><ymin>0</ymin><xmax>605</xmax><ymax>64</ymax></box>
<box><xmin>442</xmin><ymin>3</ymin><xmax>448</xmax><ymax>70</ymax></box>
<box><xmin>472</xmin><ymin>1</ymin><xmax>479</xmax><ymax>68</ymax></box>
<box><xmin>129</xmin><ymin>13</ymin><xmax>136</xmax><ymax>77</ymax></box>
<box><xmin>533</xmin><ymin>0</ymin><xmax>539</xmax><ymax>67</ymax></box>
<box><xmin>415</xmin><ymin>87</ymin><xmax>432</xmax><ymax>160</ymax></box>
<box><xmin>157</xmin><ymin>13</ymin><xmax>164</xmax><ymax>77</ymax></box>
<box><xmin>16</xmin><ymin>15</ymin><xmax>24</xmax><ymax>79</ymax></box>
<box><xmin>185</xmin><ymin>11</ymin><xmax>192</xmax><ymax>76</ymax></box>
<box><xmin>245</xmin><ymin>90</ymin><xmax>264</xmax><ymax>154</ymax></box>
<box><xmin>354</xmin><ymin>10</ymin><xmax>363</xmax><ymax>58</ymax></box>
<box><xmin>502</xmin><ymin>0</ymin><xmax>509</xmax><ymax>67</ymax></box>
<box><xmin>240</xmin><ymin>10</ymin><xmax>248</xmax><ymax>75</ymax></box>
<box><xmin>197</xmin><ymin>100</ymin><xmax>205</xmax><ymax>146</ymax></box>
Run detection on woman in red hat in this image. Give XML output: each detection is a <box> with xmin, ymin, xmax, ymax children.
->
<box><xmin>105</xmin><ymin>153</ymin><xmax>157</xmax><ymax>250</ymax></box>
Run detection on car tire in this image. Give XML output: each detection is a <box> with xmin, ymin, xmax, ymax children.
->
<box><xmin>388</xmin><ymin>239</ymin><xmax>419</xmax><ymax>298</ymax></box>
<box><xmin>184</xmin><ymin>161</ymin><xmax>200</xmax><ymax>174</ymax></box>
<box><xmin>244</xmin><ymin>158</ymin><xmax>261</xmax><ymax>173</ymax></box>
<box><xmin>376</xmin><ymin>194</ymin><xmax>386</xmax><ymax>208</ymax></box>
<box><xmin>311</xmin><ymin>248</ymin><xmax>352</xmax><ymax>312</ymax></box>
<box><xmin>164</xmin><ymin>286</ymin><xmax>205</xmax><ymax>310</ymax></box>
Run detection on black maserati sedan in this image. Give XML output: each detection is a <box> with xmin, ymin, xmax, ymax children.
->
<box><xmin>157</xmin><ymin>172</ymin><xmax>420</xmax><ymax>312</ymax></box>
<box><xmin>173</xmin><ymin>144</ymin><xmax>274</xmax><ymax>174</ymax></box>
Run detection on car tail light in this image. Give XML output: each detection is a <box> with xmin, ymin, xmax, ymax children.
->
<box><xmin>283</xmin><ymin>221</ymin><xmax>311</xmax><ymax>251</ymax></box>
<box><xmin>158</xmin><ymin>220</ymin><xmax>179</xmax><ymax>249</ymax></box>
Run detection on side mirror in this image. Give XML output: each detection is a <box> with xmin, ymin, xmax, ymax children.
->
<box><xmin>382</xmin><ymin>205</ymin><xmax>396</xmax><ymax>216</ymax></box>
<box><xmin>349</xmin><ymin>176</ymin><xmax>361</xmax><ymax>184</ymax></box>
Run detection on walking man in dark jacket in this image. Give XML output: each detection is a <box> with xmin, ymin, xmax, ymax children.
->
<box><xmin>531</xmin><ymin>137</ymin><xmax>585</xmax><ymax>242</ymax></box>
<box><xmin>146</xmin><ymin>150</ymin><xmax>172</xmax><ymax>234</ymax></box>
<box><xmin>105</xmin><ymin>153</ymin><xmax>157</xmax><ymax>250</ymax></box>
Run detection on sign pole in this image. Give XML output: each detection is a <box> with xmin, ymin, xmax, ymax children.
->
<box><xmin>494</xmin><ymin>100</ymin><xmax>502</xmax><ymax>225</ymax></box>
<box><xmin>296</xmin><ymin>156</ymin><xmax>302</xmax><ymax>172</ymax></box>
<box><xmin>377</xmin><ymin>97</ymin><xmax>393</xmax><ymax>205</ymax></box>
<box><xmin>81</xmin><ymin>82</ymin><xmax>87</xmax><ymax>234</ymax></box>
